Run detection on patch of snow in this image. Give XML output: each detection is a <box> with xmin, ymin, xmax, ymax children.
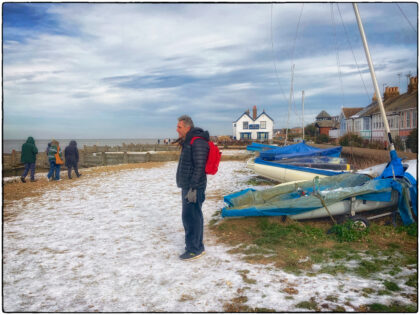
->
<box><xmin>3</xmin><ymin>161</ymin><xmax>416</xmax><ymax>312</ymax></box>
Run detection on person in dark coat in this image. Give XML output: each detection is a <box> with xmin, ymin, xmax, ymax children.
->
<box><xmin>20</xmin><ymin>136</ymin><xmax>38</xmax><ymax>183</ymax></box>
<box><xmin>64</xmin><ymin>140</ymin><xmax>81</xmax><ymax>179</ymax></box>
<box><xmin>176</xmin><ymin>115</ymin><xmax>209</xmax><ymax>261</ymax></box>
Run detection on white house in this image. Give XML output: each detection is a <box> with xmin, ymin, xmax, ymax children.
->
<box><xmin>232</xmin><ymin>106</ymin><xmax>274</xmax><ymax>140</ymax></box>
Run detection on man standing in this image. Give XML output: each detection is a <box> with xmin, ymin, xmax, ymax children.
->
<box><xmin>176</xmin><ymin>115</ymin><xmax>209</xmax><ymax>261</ymax></box>
<box><xmin>20</xmin><ymin>136</ymin><xmax>38</xmax><ymax>183</ymax></box>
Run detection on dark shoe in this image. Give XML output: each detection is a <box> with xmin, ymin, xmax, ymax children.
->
<box><xmin>68</xmin><ymin>177</ymin><xmax>72</xmax><ymax>179</ymax></box>
<box><xmin>30</xmin><ymin>179</ymin><xmax>37</xmax><ymax>182</ymax></box>
<box><xmin>20</xmin><ymin>177</ymin><xmax>26</xmax><ymax>183</ymax></box>
<box><xmin>179</xmin><ymin>251</ymin><xmax>206</xmax><ymax>261</ymax></box>
<box><xmin>77</xmin><ymin>174</ymin><xmax>82</xmax><ymax>178</ymax></box>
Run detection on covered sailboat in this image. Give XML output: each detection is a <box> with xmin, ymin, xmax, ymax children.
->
<box><xmin>247</xmin><ymin>141</ymin><xmax>349</xmax><ymax>182</ymax></box>
<box><xmin>258</xmin><ymin>141</ymin><xmax>342</xmax><ymax>160</ymax></box>
<box><xmin>222</xmin><ymin>158</ymin><xmax>417</xmax><ymax>224</ymax></box>
<box><xmin>223</xmin><ymin>4</ymin><xmax>418</xmax><ymax>225</ymax></box>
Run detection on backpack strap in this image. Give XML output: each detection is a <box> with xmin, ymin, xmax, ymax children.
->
<box><xmin>190</xmin><ymin>136</ymin><xmax>205</xmax><ymax>145</ymax></box>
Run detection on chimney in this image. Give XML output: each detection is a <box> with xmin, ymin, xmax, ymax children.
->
<box><xmin>252</xmin><ymin>105</ymin><xmax>257</xmax><ymax>120</ymax></box>
<box><xmin>372</xmin><ymin>92</ymin><xmax>377</xmax><ymax>102</ymax></box>
<box><xmin>408</xmin><ymin>76</ymin><xmax>418</xmax><ymax>93</ymax></box>
<box><xmin>246</xmin><ymin>109</ymin><xmax>250</xmax><ymax>115</ymax></box>
<box><xmin>383</xmin><ymin>86</ymin><xmax>399</xmax><ymax>101</ymax></box>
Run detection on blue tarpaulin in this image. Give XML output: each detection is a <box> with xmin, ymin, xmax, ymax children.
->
<box><xmin>259</xmin><ymin>141</ymin><xmax>342</xmax><ymax>161</ymax></box>
<box><xmin>246</xmin><ymin>143</ymin><xmax>279</xmax><ymax>151</ymax></box>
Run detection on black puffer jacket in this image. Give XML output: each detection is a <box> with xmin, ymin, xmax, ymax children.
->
<box><xmin>64</xmin><ymin>140</ymin><xmax>79</xmax><ymax>167</ymax></box>
<box><xmin>176</xmin><ymin>127</ymin><xmax>210</xmax><ymax>190</ymax></box>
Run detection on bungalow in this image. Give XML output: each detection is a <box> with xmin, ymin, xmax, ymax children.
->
<box><xmin>339</xmin><ymin>107</ymin><xmax>363</xmax><ymax>137</ymax></box>
<box><xmin>350</xmin><ymin>78</ymin><xmax>418</xmax><ymax>143</ymax></box>
<box><xmin>232</xmin><ymin>106</ymin><xmax>274</xmax><ymax>140</ymax></box>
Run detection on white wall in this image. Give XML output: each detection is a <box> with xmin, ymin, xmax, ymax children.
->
<box><xmin>233</xmin><ymin>113</ymin><xmax>273</xmax><ymax>140</ymax></box>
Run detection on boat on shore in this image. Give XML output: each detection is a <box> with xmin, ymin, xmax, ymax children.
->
<box><xmin>222</xmin><ymin>159</ymin><xmax>417</xmax><ymax>224</ymax></box>
<box><xmin>246</xmin><ymin>141</ymin><xmax>349</xmax><ymax>182</ymax></box>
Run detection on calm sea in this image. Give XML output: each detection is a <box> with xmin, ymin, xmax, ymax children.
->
<box><xmin>3</xmin><ymin>139</ymin><xmax>163</xmax><ymax>154</ymax></box>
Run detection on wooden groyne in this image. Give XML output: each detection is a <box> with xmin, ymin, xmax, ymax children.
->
<box><xmin>3</xmin><ymin>144</ymin><xmax>251</xmax><ymax>176</ymax></box>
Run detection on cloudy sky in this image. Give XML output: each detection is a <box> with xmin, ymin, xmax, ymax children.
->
<box><xmin>3</xmin><ymin>2</ymin><xmax>418</xmax><ymax>139</ymax></box>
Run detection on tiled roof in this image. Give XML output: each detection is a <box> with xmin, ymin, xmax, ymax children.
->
<box><xmin>315</xmin><ymin>120</ymin><xmax>334</xmax><ymax>128</ymax></box>
<box><xmin>362</xmin><ymin>90</ymin><xmax>418</xmax><ymax>116</ymax></box>
<box><xmin>316</xmin><ymin>110</ymin><xmax>331</xmax><ymax>119</ymax></box>
<box><xmin>342</xmin><ymin>107</ymin><xmax>364</xmax><ymax>119</ymax></box>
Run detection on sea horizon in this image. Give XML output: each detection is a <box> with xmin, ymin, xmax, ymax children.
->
<box><xmin>2</xmin><ymin>138</ymin><xmax>169</xmax><ymax>154</ymax></box>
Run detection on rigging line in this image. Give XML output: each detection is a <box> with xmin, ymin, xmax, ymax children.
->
<box><xmin>289</xmin><ymin>4</ymin><xmax>304</xmax><ymax>126</ymax></box>
<box><xmin>396</xmin><ymin>3</ymin><xmax>417</xmax><ymax>35</ymax></box>
<box><xmin>270</xmin><ymin>4</ymin><xmax>289</xmax><ymax>103</ymax></box>
<box><xmin>290</xmin><ymin>3</ymin><xmax>305</xmax><ymax>67</ymax></box>
<box><xmin>331</xmin><ymin>3</ymin><xmax>345</xmax><ymax>108</ymax></box>
<box><xmin>337</xmin><ymin>3</ymin><xmax>371</xmax><ymax>102</ymax></box>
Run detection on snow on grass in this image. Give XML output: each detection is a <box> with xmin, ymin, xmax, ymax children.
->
<box><xmin>3</xmin><ymin>161</ymin><xmax>416</xmax><ymax>312</ymax></box>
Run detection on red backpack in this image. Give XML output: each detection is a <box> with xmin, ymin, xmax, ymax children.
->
<box><xmin>190</xmin><ymin>137</ymin><xmax>222</xmax><ymax>175</ymax></box>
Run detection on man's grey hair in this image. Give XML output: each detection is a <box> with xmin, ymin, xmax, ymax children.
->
<box><xmin>178</xmin><ymin>115</ymin><xmax>194</xmax><ymax>128</ymax></box>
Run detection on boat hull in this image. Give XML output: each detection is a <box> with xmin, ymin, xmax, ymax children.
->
<box><xmin>247</xmin><ymin>158</ymin><xmax>338</xmax><ymax>182</ymax></box>
<box><xmin>290</xmin><ymin>191</ymin><xmax>398</xmax><ymax>220</ymax></box>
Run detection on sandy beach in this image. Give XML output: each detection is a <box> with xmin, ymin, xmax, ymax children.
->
<box><xmin>3</xmin><ymin>161</ymin><xmax>417</xmax><ymax>312</ymax></box>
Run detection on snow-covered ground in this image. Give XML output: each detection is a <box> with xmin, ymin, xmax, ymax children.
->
<box><xmin>3</xmin><ymin>161</ymin><xmax>416</xmax><ymax>312</ymax></box>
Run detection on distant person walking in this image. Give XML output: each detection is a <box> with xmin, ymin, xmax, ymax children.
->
<box><xmin>20</xmin><ymin>136</ymin><xmax>38</xmax><ymax>183</ymax></box>
<box><xmin>176</xmin><ymin>115</ymin><xmax>209</xmax><ymax>261</ymax></box>
<box><xmin>47</xmin><ymin>140</ymin><xmax>64</xmax><ymax>181</ymax></box>
<box><xmin>46</xmin><ymin>142</ymin><xmax>52</xmax><ymax>156</ymax></box>
<box><xmin>64</xmin><ymin>140</ymin><xmax>81</xmax><ymax>179</ymax></box>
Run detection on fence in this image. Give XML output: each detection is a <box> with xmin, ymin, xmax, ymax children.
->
<box><xmin>3</xmin><ymin>144</ymin><xmax>251</xmax><ymax>176</ymax></box>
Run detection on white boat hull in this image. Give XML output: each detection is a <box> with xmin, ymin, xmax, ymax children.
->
<box><xmin>247</xmin><ymin>158</ymin><xmax>331</xmax><ymax>183</ymax></box>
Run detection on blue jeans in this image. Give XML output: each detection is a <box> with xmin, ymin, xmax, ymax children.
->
<box><xmin>181</xmin><ymin>188</ymin><xmax>205</xmax><ymax>254</ymax></box>
<box><xmin>47</xmin><ymin>160</ymin><xmax>61</xmax><ymax>180</ymax></box>
<box><xmin>22</xmin><ymin>163</ymin><xmax>36</xmax><ymax>180</ymax></box>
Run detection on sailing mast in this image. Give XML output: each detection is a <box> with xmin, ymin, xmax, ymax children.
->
<box><xmin>301</xmin><ymin>90</ymin><xmax>305</xmax><ymax>141</ymax></box>
<box><xmin>285</xmin><ymin>64</ymin><xmax>295</xmax><ymax>145</ymax></box>
<box><xmin>352</xmin><ymin>3</ymin><xmax>395</xmax><ymax>152</ymax></box>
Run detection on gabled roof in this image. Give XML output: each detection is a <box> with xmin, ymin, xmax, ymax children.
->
<box><xmin>233</xmin><ymin>110</ymin><xmax>274</xmax><ymax>123</ymax></box>
<box><xmin>256</xmin><ymin>111</ymin><xmax>274</xmax><ymax>122</ymax></box>
<box><xmin>342</xmin><ymin>107</ymin><xmax>364</xmax><ymax>119</ymax></box>
<box><xmin>316</xmin><ymin>110</ymin><xmax>331</xmax><ymax>119</ymax></box>
<box><xmin>233</xmin><ymin>112</ymin><xmax>253</xmax><ymax>123</ymax></box>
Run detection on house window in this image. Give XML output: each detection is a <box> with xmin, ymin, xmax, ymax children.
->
<box><xmin>363</xmin><ymin>117</ymin><xmax>370</xmax><ymax>130</ymax></box>
<box><xmin>400</xmin><ymin>113</ymin><xmax>404</xmax><ymax>129</ymax></box>
<box><xmin>260</xmin><ymin>121</ymin><xmax>266</xmax><ymax>129</ymax></box>
<box><xmin>243</xmin><ymin>121</ymin><xmax>249</xmax><ymax>129</ymax></box>
<box><xmin>413</xmin><ymin>111</ymin><xmax>417</xmax><ymax>128</ymax></box>
<box><xmin>233</xmin><ymin>123</ymin><xmax>236</xmax><ymax>127</ymax></box>
<box><xmin>407</xmin><ymin>111</ymin><xmax>411</xmax><ymax>128</ymax></box>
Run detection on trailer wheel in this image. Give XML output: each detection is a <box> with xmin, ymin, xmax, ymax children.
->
<box><xmin>350</xmin><ymin>215</ymin><xmax>369</xmax><ymax>230</ymax></box>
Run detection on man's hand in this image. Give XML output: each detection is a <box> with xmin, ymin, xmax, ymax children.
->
<box><xmin>185</xmin><ymin>188</ymin><xmax>197</xmax><ymax>203</ymax></box>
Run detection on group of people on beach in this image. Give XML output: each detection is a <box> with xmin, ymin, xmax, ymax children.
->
<box><xmin>20</xmin><ymin>114</ymin><xmax>211</xmax><ymax>262</ymax></box>
<box><xmin>20</xmin><ymin>137</ymin><xmax>82</xmax><ymax>183</ymax></box>
<box><xmin>157</xmin><ymin>138</ymin><xmax>171</xmax><ymax>145</ymax></box>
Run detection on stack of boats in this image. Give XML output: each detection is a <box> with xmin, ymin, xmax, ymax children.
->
<box><xmin>246</xmin><ymin>141</ymin><xmax>350</xmax><ymax>182</ymax></box>
<box><xmin>222</xmin><ymin>141</ymin><xmax>417</xmax><ymax>226</ymax></box>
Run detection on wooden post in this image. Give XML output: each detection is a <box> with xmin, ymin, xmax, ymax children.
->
<box><xmin>101</xmin><ymin>152</ymin><xmax>107</xmax><ymax>166</ymax></box>
<box><xmin>11</xmin><ymin>150</ymin><xmax>17</xmax><ymax>166</ymax></box>
<box><xmin>79</xmin><ymin>150</ymin><xmax>85</xmax><ymax>167</ymax></box>
<box><xmin>123</xmin><ymin>152</ymin><xmax>128</xmax><ymax>164</ymax></box>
